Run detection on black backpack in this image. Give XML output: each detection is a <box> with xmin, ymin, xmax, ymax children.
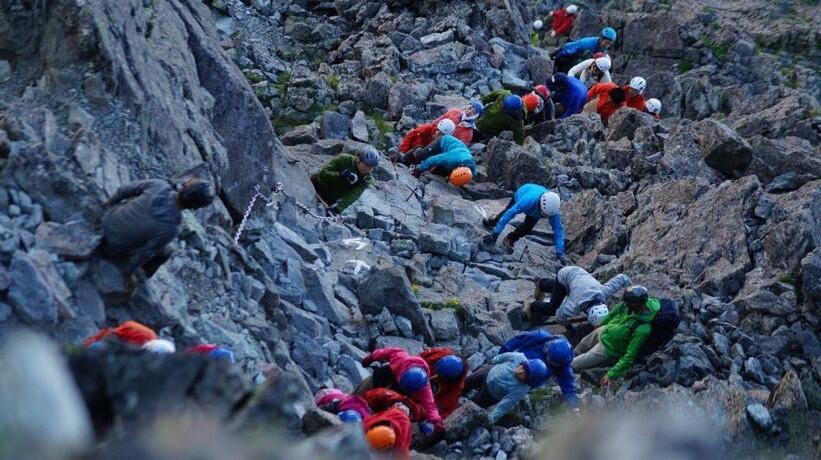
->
<box><xmin>633</xmin><ymin>298</ymin><xmax>681</xmax><ymax>358</ymax></box>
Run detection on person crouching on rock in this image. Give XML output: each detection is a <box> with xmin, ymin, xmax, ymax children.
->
<box><xmin>526</xmin><ymin>265</ymin><xmax>631</xmax><ymax>329</ymax></box>
<box><xmin>407</xmin><ymin>129</ymin><xmax>476</xmax><ymax>188</ymax></box>
<box><xmin>310</xmin><ymin>147</ymin><xmax>379</xmax><ymax>216</ymax></box>
<box><xmin>550</xmin><ymin>27</ymin><xmax>616</xmax><ymax>74</ymax></box>
<box><xmin>645</xmin><ymin>98</ymin><xmax>662</xmax><ymax>120</ymax></box>
<box><xmin>363</xmin><ymin>407</ymin><xmax>413</xmax><ymax>459</ymax></box>
<box><xmin>419</xmin><ymin>347</ymin><xmax>468</xmax><ymax>418</ymax></box>
<box><xmin>546</xmin><ymin>73</ymin><xmax>588</xmax><ymax>119</ymax></box>
<box><xmin>83</xmin><ymin>320</ymin><xmax>176</xmax><ymax>354</ymax></box>
<box><xmin>474</xmin><ymin>90</ymin><xmax>526</xmax><ymax>145</ymax></box>
<box><xmin>482</xmin><ymin>183</ymin><xmax>565</xmax><ymax>259</ymax></box>
<box><xmin>314</xmin><ymin>388</ymin><xmax>372</xmax><ymax>422</ymax></box>
<box><xmin>624</xmin><ymin>77</ymin><xmax>648</xmax><ymax>112</ymax></box>
<box><xmin>360</xmin><ymin>347</ymin><xmax>444</xmax><ymax>435</ymax></box>
<box><xmin>464</xmin><ymin>352</ymin><xmax>550</xmax><ymax>423</ymax></box>
<box><xmin>393</xmin><ymin>118</ymin><xmax>455</xmax><ymax>165</ymax></box>
<box><xmin>362</xmin><ymin>388</ymin><xmax>425</xmax><ymax>423</ymax></box>
<box><xmin>572</xmin><ymin>285</ymin><xmax>660</xmax><ymax>388</ymax></box>
<box><xmin>583</xmin><ymin>82</ymin><xmax>626</xmax><ymax>124</ymax></box>
<box><xmin>525</xmin><ymin>85</ymin><xmax>555</xmax><ymax>125</ymax></box>
<box><xmin>497</xmin><ymin>333</ymin><xmax>579</xmax><ymax>410</ymax></box>
<box><xmin>398</xmin><ymin>101</ymin><xmax>483</xmax><ymax>154</ymax></box>
<box><xmin>568</xmin><ymin>54</ymin><xmax>612</xmax><ymax>88</ymax></box>
<box><xmin>102</xmin><ymin>177</ymin><xmax>214</xmax><ymax>277</ymax></box>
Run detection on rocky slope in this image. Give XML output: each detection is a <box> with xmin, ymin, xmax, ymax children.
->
<box><xmin>0</xmin><ymin>0</ymin><xmax>818</xmax><ymax>459</ymax></box>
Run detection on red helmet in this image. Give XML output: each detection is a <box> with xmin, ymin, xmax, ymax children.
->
<box><xmin>534</xmin><ymin>85</ymin><xmax>550</xmax><ymax>100</ymax></box>
<box><xmin>522</xmin><ymin>93</ymin><xmax>544</xmax><ymax>114</ymax></box>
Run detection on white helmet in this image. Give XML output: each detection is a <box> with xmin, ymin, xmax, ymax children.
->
<box><xmin>566</xmin><ymin>4</ymin><xmax>578</xmax><ymax>14</ymax></box>
<box><xmin>539</xmin><ymin>191</ymin><xmax>560</xmax><ymax>216</ymax></box>
<box><xmin>629</xmin><ymin>76</ymin><xmax>647</xmax><ymax>93</ymax></box>
<box><xmin>587</xmin><ymin>304</ymin><xmax>610</xmax><ymax>326</ymax></box>
<box><xmin>437</xmin><ymin>118</ymin><xmax>456</xmax><ymax>135</ymax></box>
<box><xmin>533</xmin><ymin>19</ymin><xmax>544</xmax><ymax>30</ymax></box>
<box><xmin>594</xmin><ymin>56</ymin><xmax>611</xmax><ymax>72</ymax></box>
<box><xmin>142</xmin><ymin>339</ymin><xmax>176</xmax><ymax>354</ymax></box>
<box><xmin>646</xmin><ymin>98</ymin><xmax>662</xmax><ymax>114</ymax></box>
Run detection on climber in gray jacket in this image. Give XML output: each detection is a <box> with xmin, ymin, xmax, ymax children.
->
<box><xmin>525</xmin><ymin>266</ymin><xmax>631</xmax><ymax>327</ymax></box>
<box><xmin>102</xmin><ymin>177</ymin><xmax>214</xmax><ymax>276</ymax></box>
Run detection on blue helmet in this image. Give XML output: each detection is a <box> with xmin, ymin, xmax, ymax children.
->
<box><xmin>470</xmin><ymin>100</ymin><xmax>485</xmax><ymax>116</ymax></box>
<box><xmin>435</xmin><ymin>355</ymin><xmax>465</xmax><ymax>381</ymax></box>
<box><xmin>359</xmin><ymin>147</ymin><xmax>380</xmax><ymax>167</ymax></box>
<box><xmin>546</xmin><ymin>337</ymin><xmax>573</xmax><ymax>367</ymax></box>
<box><xmin>399</xmin><ymin>366</ymin><xmax>428</xmax><ymax>393</ymax></box>
<box><xmin>601</xmin><ymin>27</ymin><xmax>617</xmax><ymax>42</ymax></box>
<box><xmin>522</xmin><ymin>359</ymin><xmax>549</xmax><ymax>385</ymax></box>
<box><xmin>208</xmin><ymin>347</ymin><xmax>236</xmax><ymax>363</ymax></box>
<box><xmin>338</xmin><ymin>410</ymin><xmax>362</xmax><ymax>423</ymax></box>
<box><xmin>502</xmin><ymin>94</ymin><xmax>523</xmax><ymax>116</ymax></box>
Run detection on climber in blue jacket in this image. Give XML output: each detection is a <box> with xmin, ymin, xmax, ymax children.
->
<box><xmin>551</xmin><ymin>27</ymin><xmax>617</xmax><ymax>74</ymax></box>
<box><xmin>498</xmin><ymin>331</ymin><xmax>579</xmax><ymax>407</ymax></box>
<box><xmin>546</xmin><ymin>73</ymin><xmax>588</xmax><ymax>119</ymax></box>
<box><xmin>482</xmin><ymin>183</ymin><xmax>565</xmax><ymax>259</ymax></box>
<box><xmin>412</xmin><ymin>134</ymin><xmax>477</xmax><ymax>186</ymax></box>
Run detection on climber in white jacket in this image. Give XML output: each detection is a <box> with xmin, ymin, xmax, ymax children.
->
<box><xmin>567</xmin><ymin>55</ymin><xmax>612</xmax><ymax>88</ymax></box>
<box><xmin>525</xmin><ymin>266</ymin><xmax>631</xmax><ymax>327</ymax></box>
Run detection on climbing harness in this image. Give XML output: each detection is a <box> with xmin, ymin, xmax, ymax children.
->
<box><xmin>232</xmin><ymin>182</ymin><xmax>341</xmax><ymax>245</ymax></box>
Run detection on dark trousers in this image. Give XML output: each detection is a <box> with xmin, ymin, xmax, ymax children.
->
<box><xmin>552</xmin><ymin>55</ymin><xmax>575</xmax><ymax>75</ymax></box>
<box><xmin>464</xmin><ymin>365</ymin><xmax>497</xmax><ymax>408</ymax></box>
<box><xmin>529</xmin><ymin>279</ymin><xmax>568</xmax><ymax>322</ymax></box>
<box><xmin>487</xmin><ymin>197</ymin><xmax>539</xmax><ymax>241</ymax></box>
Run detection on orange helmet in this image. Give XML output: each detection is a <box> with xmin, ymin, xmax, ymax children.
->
<box><xmin>449</xmin><ymin>167</ymin><xmax>473</xmax><ymax>187</ymax></box>
<box><xmin>522</xmin><ymin>93</ymin><xmax>544</xmax><ymax>114</ymax></box>
<box><xmin>366</xmin><ymin>425</ymin><xmax>396</xmax><ymax>451</ymax></box>
<box><xmin>534</xmin><ymin>85</ymin><xmax>550</xmax><ymax>100</ymax></box>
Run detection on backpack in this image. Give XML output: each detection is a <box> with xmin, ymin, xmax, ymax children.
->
<box><xmin>632</xmin><ymin>298</ymin><xmax>681</xmax><ymax>358</ymax></box>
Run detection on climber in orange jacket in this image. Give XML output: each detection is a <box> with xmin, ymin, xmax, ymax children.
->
<box><xmin>584</xmin><ymin>82</ymin><xmax>626</xmax><ymax>123</ymax></box>
<box><xmin>363</xmin><ymin>407</ymin><xmax>413</xmax><ymax>459</ymax></box>
<box><xmin>398</xmin><ymin>101</ymin><xmax>484</xmax><ymax>153</ymax></box>
<box><xmin>419</xmin><ymin>347</ymin><xmax>468</xmax><ymax>418</ymax></box>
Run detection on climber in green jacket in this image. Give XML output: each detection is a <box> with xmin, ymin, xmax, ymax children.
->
<box><xmin>310</xmin><ymin>148</ymin><xmax>379</xmax><ymax>214</ymax></box>
<box><xmin>572</xmin><ymin>285</ymin><xmax>660</xmax><ymax>387</ymax></box>
<box><xmin>475</xmin><ymin>90</ymin><xmax>526</xmax><ymax>145</ymax></box>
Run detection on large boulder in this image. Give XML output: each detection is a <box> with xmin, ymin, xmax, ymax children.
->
<box><xmin>767</xmin><ymin>370</ymin><xmax>808</xmax><ymax>416</ymax></box>
<box><xmin>484</xmin><ymin>138</ymin><xmax>550</xmax><ymax>190</ymax></box>
<box><xmin>757</xmin><ymin>180</ymin><xmax>821</xmax><ymax>272</ymax></box>
<box><xmin>561</xmin><ymin>189</ymin><xmax>628</xmax><ymax>267</ymax></box>
<box><xmin>6</xmin><ymin>250</ymin><xmax>60</xmax><ymax>324</ymax></box>
<box><xmin>622</xmin><ymin>11</ymin><xmax>685</xmax><ymax>59</ymax></box>
<box><xmin>622</xmin><ymin>176</ymin><xmax>761</xmax><ymax>296</ymax></box>
<box><xmin>34</xmin><ymin>220</ymin><xmax>101</xmax><ymax>260</ymax></box>
<box><xmin>357</xmin><ymin>266</ymin><xmax>434</xmax><ymax>344</ymax></box>
<box><xmin>746</xmin><ymin>135</ymin><xmax>821</xmax><ymax>189</ymax></box>
<box><xmin>692</xmin><ymin>119</ymin><xmax>753</xmax><ymax>178</ymax></box>
<box><xmin>444</xmin><ymin>400</ymin><xmax>492</xmax><ymax>442</ymax></box>
<box><xmin>0</xmin><ymin>332</ymin><xmax>93</xmax><ymax>460</ymax></box>
<box><xmin>606</xmin><ymin>108</ymin><xmax>659</xmax><ymax>142</ymax></box>
<box><xmin>800</xmin><ymin>248</ymin><xmax>821</xmax><ymax>310</ymax></box>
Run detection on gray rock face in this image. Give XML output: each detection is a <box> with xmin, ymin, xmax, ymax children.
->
<box><xmin>7</xmin><ymin>251</ymin><xmax>60</xmax><ymax>324</ymax></box>
<box><xmin>745</xmin><ymin>403</ymin><xmax>773</xmax><ymax>432</ymax></box>
<box><xmin>693</xmin><ymin>119</ymin><xmax>753</xmax><ymax>178</ymax></box>
<box><xmin>445</xmin><ymin>401</ymin><xmax>493</xmax><ymax>443</ymax></box>
<box><xmin>34</xmin><ymin>221</ymin><xmax>101</xmax><ymax>260</ymax></box>
<box><xmin>357</xmin><ymin>266</ymin><xmax>434</xmax><ymax>344</ymax></box>
<box><xmin>321</xmin><ymin>112</ymin><xmax>350</xmax><ymax>140</ymax></box>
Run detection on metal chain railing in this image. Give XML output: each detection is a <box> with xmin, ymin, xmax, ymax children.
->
<box><xmin>232</xmin><ymin>182</ymin><xmax>341</xmax><ymax>245</ymax></box>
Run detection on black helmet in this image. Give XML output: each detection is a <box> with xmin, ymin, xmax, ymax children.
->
<box><xmin>623</xmin><ymin>285</ymin><xmax>648</xmax><ymax>307</ymax></box>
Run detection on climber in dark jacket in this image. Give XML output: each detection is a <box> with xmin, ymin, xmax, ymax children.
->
<box><xmin>550</xmin><ymin>27</ymin><xmax>617</xmax><ymax>74</ymax></box>
<box><xmin>102</xmin><ymin>177</ymin><xmax>214</xmax><ymax>276</ymax></box>
<box><xmin>311</xmin><ymin>148</ymin><xmax>379</xmax><ymax>214</ymax></box>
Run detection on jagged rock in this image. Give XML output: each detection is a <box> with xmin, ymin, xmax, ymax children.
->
<box><xmin>420</xmin><ymin>30</ymin><xmax>454</xmax><ymax>47</ymax></box>
<box><xmin>692</xmin><ymin>119</ymin><xmax>753</xmax><ymax>178</ymax></box>
<box><xmin>358</xmin><ymin>266</ymin><xmax>434</xmax><ymax>344</ymax></box>
<box><xmin>281</xmin><ymin>124</ymin><xmax>319</xmax><ymax>146</ymax></box>
<box><xmin>351</xmin><ymin>110</ymin><xmax>369</xmax><ymax>142</ymax></box>
<box><xmin>302</xmin><ymin>407</ymin><xmax>343</xmax><ymax>435</ymax></box>
<box><xmin>484</xmin><ymin>138</ymin><xmax>549</xmax><ymax>190</ymax></box>
<box><xmin>287</xmin><ymin>424</ymin><xmax>373</xmax><ymax>460</ymax></box>
<box><xmin>0</xmin><ymin>332</ymin><xmax>93</xmax><ymax>460</ymax></box>
<box><xmin>374</xmin><ymin>336</ymin><xmax>425</xmax><ymax>355</ymax></box>
<box><xmin>606</xmin><ymin>108</ymin><xmax>658</xmax><ymax>142</ymax></box>
<box><xmin>622</xmin><ymin>11</ymin><xmax>684</xmax><ymax>58</ymax></box>
<box><xmin>743</xmin><ymin>357</ymin><xmax>767</xmax><ymax>385</ymax></box>
<box><xmin>801</xmin><ymin>248</ymin><xmax>821</xmax><ymax>309</ymax></box>
<box><xmin>34</xmin><ymin>220</ymin><xmax>101</xmax><ymax>260</ymax></box>
<box><xmin>409</xmin><ymin>42</ymin><xmax>468</xmax><ymax>74</ymax></box>
<box><xmin>526</xmin><ymin>52</ymin><xmax>552</xmax><ymax>85</ymax></box>
<box><xmin>746</xmin><ymin>136</ymin><xmax>821</xmax><ymax>188</ymax></box>
<box><xmin>745</xmin><ymin>403</ymin><xmax>773</xmax><ymax>432</ymax></box>
<box><xmin>758</xmin><ymin>180</ymin><xmax>821</xmax><ymax>272</ymax></box>
<box><xmin>427</xmin><ymin>308</ymin><xmax>461</xmax><ymax>341</ymax></box>
<box><xmin>445</xmin><ymin>400</ymin><xmax>492</xmax><ymax>442</ymax></box>
<box><xmin>767</xmin><ymin>370</ymin><xmax>808</xmax><ymax>415</ymax></box>
<box><xmin>7</xmin><ymin>250</ymin><xmax>60</xmax><ymax>324</ymax></box>
<box><xmin>321</xmin><ymin>112</ymin><xmax>350</xmax><ymax>140</ymax></box>
<box><xmin>241</xmin><ymin>368</ymin><xmax>315</xmax><ymax>434</ymax></box>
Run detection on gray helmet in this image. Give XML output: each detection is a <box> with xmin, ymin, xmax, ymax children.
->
<box><xmin>359</xmin><ymin>147</ymin><xmax>380</xmax><ymax>167</ymax></box>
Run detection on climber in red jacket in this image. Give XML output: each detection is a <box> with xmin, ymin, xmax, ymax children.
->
<box><xmin>398</xmin><ymin>101</ymin><xmax>484</xmax><ymax>153</ymax></box>
<box><xmin>363</xmin><ymin>407</ymin><xmax>413</xmax><ymax>459</ymax></box>
<box><xmin>624</xmin><ymin>76</ymin><xmax>648</xmax><ymax>112</ymax></box>
<box><xmin>584</xmin><ymin>82</ymin><xmax>626</xmax><ymax>123</ymax></box>
<box><xmin>549</xmin><ymin>4</ymin><xmax>579</xmax><ymax>39</ymax></box>
<box><xmin>361</xmin><ymin>347</ymin><xmax>444</xmax><ymax>433</ymax></box>
<box><xmin>83</xmin><ymin>320</ymin><xmax>157</xmax><ymax>348</ymax></box>
<box><xmin>419</xmin><ymin>347</ymin><xmax>468</xmax><ymax>418</ymax></box>
<box><xmin>362</xmin><ymin>388</ymin><xmax>425</xmax><ymax>422</ymax></box>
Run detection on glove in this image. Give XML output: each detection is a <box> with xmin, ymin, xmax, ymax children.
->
<box><xmin>420</xmin><ymin>421</ymin><xmax>434</xmax><ymax>435</ymax></box>
<box><xmin>410</xmin><ymin>166</ymin><xmax>423</xmax><ymax>178</ymax></box>
<box><xmin>481</xmin><ymin>233</ymin><xmax>498</xmax><ymax>246</ymax></box>
<box><xmin>339</xmin><ymin>169</ymin><xmax>358</xmax><ymax>185</ymax></box>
